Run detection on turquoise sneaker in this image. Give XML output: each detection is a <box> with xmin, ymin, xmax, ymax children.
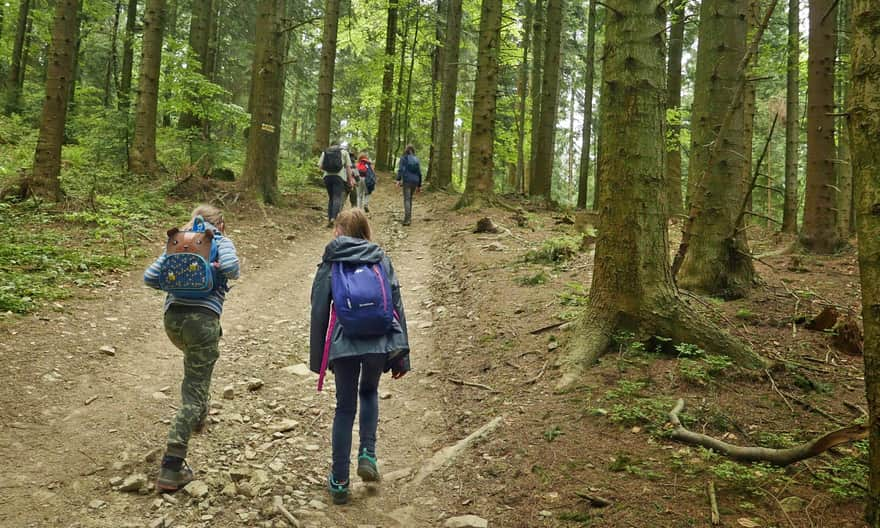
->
<box><xmin>328</xmin><ymin>475</ymin><xmax>349</xmax><ymax>505</ymax></box>
<box><xmin>356</xmin><ymin>449</ymin><xmax>380</xmax><ymax>482</ymax></box>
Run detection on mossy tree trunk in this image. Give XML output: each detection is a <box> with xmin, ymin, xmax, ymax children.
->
<box><xmin>678</xmin><ymin>0</ymin><xmax>754</xmax><ymax>299</ymax></box>
<box><xmin>29</xmin><ymin>0</ymin><xmax>80</xmax><ymax>201</ymax></box>
<box><xmin>436</xmin><ymin>0</ymin><xmax>462</xmax><ymax>189</ymax></box>
<box><xmin>119</xmin><ymin>0</ymin><xmax>138</xmax><ymax>111</ymax></box>
<box><xmin>375</xmin><ymin>2</ymin><xmax>398</xmax><ymax>170</ymax></box>
<box><xmin>129</xmin><ymin>0</ymin><xmax>166</xmax><ymax>175</ymax></box>
<box><xmin>559</xmin><ymin>0</ymin><xmax>764</xmax><ymax>389</ymax></box>
<box><xmin>850</xmin><ymin>2</ymin><xmax>880</xmax><ymax>524</ymax></box>
<box><xmin>577</xmin><ymin>0</ymin><xmax>596</xmax><ymax>210</ymax></box>
<box><xmin>242</xmin><ymin>0</ymin><xmax>286</xmax><ymax>204</ymax></box>
<box><xmin>514</xmin><ymin>0</ymin><xmax>533</xmax><ymax>194</ymax></box>
<box><xmin>802</xmin><ymin>0</ymin><xmax>842</xmax><ymax>252</ymax></box>
<box><xmin>4</xmin><ymin>0</ymin><xmax>31</xmax><ymax>114</ymax></box>
<box><xmin>836</xmin><ymin>0</ymin><xmax>854</xmax><ymax>239</ymax></box>
<box><xmin>312</xmin><ymin>0</ymin><xmax>339</xmax><ymax>157</ymax></box>
<box><xmin>526</xmin><ymin>0</ymin><xmax>545</xmax><ymax>197</ymax></box>
<box><xmin>530</xmin><ymin>0</ymin><xmax>564</xmax><ymax>202</ymax></box>
<box><xmin>458</xmin><ymin>0</ymin><xmax>502</xmax><ymax>207</ymax></box>
<box><xmin>781</xmin><ymin>0</ymin><xmax>800</xmax><ymax>234</ymax></box>
<box><xmin>664</xmin><ymin>0</ymin><xmax>685</xmax><ymax>217</ymax></box>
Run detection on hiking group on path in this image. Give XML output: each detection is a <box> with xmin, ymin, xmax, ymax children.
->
<box><xmin>145</xmin><ymin>162</ymin><xmax>416</xmax><ymax>506</ymax></box>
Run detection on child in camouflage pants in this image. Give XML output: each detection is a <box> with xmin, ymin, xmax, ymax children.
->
<box><xmin>144</xmin><ymin>205</ymin><xmax>240</xmax><ymax>492</ymax></box>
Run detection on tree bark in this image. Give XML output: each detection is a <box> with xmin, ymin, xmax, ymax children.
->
<box><xmin>402</xmin><ymin>7</ymin><xmax>421</xmax><ymax>147</ymax></box>
<box><xmin>4</xmin><ymin>0</ymin><xmax>31</xmax><ymax>114</ymax></box>
<box><xmin>435</xmin><ymin>0</ymin><xmax>462</xmax><ymax>188</ymax></box>
<box><xmin>242</xmin><ymin>0</ymin><xmax>286</xmax><ymax>203</ymax></box>
<box><xmin>527</xmin><ymin>0</ymin><xmax>545</xmax><ymax>196</ymax></box>
<box><xmin>664</xmin><ymin>0</ymin><xmax>684</xmax><ymax>217</ymax></box>
<box><xmin>531</xmin><ymin>0</ymin><xmax>564</xmax><ymax>202</ymax></box>
<box><xmin>515</xmin><ymin>0</ymin><xmax>533</xmax><ymax>195</ymax></box>
<box><xmin>677</xmin><ymin>0</ymin><xmax>754</xmax><ymax>299</ymax></box>
<box><xmin>427</xmin><ymin>0</ymin><xmax>445</xmax><ymax>183</ymax></box>
<box><xmin>375</xmin><ymin>2</ymin><xmax>398</xmax><ymax>169</ymax></box>
<box><xmin>559</xmin><ymin>0</ymin><xmax>763</xmax><ymax>389</ymax></box>
<box><xmin>18</xmin><ymin>13</ymin><xmax>33</xmax><ymax>91</ymax></box>
<box><xmin>312</xmin><ymin>0</ymin><xmax>340</xmax><ymax>157</ymax></box>
<box><xmin>119</xmin><ymin>0</ymin><xmax>139</xmax><ymax>111</ymax></box>
<box><xmin>850</xmin><ymin>2</ymin><xmax>880</xmax><ymax>523</ymax></box>
<box><xmin>392</xmin><ymin>11</ymin><xmax>410</xmax><ymax>161</ymax></box>
<box><xmin>802</xmin><ymin>0</ymin><xmax>842</xmax><ymax>252</ymax></box>
<box><xmin>178</xmin><ymin>0</ymin><xmax>213</xmax><ymax>131</ymax></box>
<box><xmin>577</xmin><ymin>0</ymin><xmax>597</xmax><ymax>209</ymax></box>
<box><xmin>457</xmin><ymin>0</ymin><xmax>502</xmax><ymax>207</ymax></box>
<box><xmin>781</xmin><ymin>0</ymin><xmax>800</xmax><ymax>234</ymax></box>
<box><xmin>30</xmin><ymin>0</ymin><xmax>80</xmax><ymax>201</ymax></box>
<box><xmin>128</xmin><ymin>0</ymin><xmax>166</xmax><ymax>175</ymax></box>
<box><xmin>104</xmin><ymin>1</ymin><xmax>123</xmax><ymax>107</ymax></box>
<box><xmin>836</xmin><ymin>0</ymin><xmax>853</xmax><ymax>239</ymax></box>
<box><xmin>67</xmin><ymin>1</ymin><xmax>85</xmax><ymax>110</ymax></box>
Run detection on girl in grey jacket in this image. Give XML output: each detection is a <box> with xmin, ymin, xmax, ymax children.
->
<box><xmin>309</xmin><ymin>208</ymin><xmax>411</xmax><ymax>504</ymax></box>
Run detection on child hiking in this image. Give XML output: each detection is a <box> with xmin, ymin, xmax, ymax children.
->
<box><xmin>144</xmin><ymin>205</ymin><xmax>240</xmax><ymax>493</ymax></box>
<box><xmin>355</xmin><ymin>151</ymin><xmax>376</xmax><ymax>212</ymax></box>
<box><xmin>395</xmin><ymin>144</ymin><xmax>422</xmax><ymax>226</ymax></box>
<box><xmin>308</xmin><ymin>209</ymin><xmax>411</xmax><ymax>505</ymax></box>
<box><xmin>319</xmin><ymin>141</ymin><xmax>354</xmax><ymax>227</ymax></box>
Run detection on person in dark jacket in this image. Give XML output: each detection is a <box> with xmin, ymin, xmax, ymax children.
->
<box><xmin>309</xmin><ymin>208</ymin><xmax>411</xmax><ymax>505</ymax></box>
<box><xmin>395</xmin><ymin>144</ymin><xmax>422</xmax><ymax>226</ymax></box>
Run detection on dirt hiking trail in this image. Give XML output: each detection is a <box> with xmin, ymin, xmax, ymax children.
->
<box><xmin>0</xmin><ymin>184</ymin><xmax>473</xmax><ymax>528</ymax></box>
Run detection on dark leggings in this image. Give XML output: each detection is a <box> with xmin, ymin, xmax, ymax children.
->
<box><xmin>331</xmin><ymin>354</ymin><xmax>385</xmax><ymax>482</ymax></box>
<box><xmin>324</xmin><ymin>174</ymin><xmax>347</xmax><ymax>221</ymax></box>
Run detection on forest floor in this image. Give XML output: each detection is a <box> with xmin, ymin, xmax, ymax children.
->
<box><xmin>0</xmin><ymin>176</ymin><xmax>870</xmax><ymax>528</ymax></box>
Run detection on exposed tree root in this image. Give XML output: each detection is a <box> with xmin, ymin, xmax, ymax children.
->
<box><xmin>556</xmin><ymin>308</ymin><xmax>618</xmax><ymax>390</ymax></box>
<box><xmin>668</xmin><ymin>399</ymin><xmax>867</xmax><ymax>466</ymax></box>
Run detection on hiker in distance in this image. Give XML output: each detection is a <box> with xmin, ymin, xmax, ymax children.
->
<box><xmin>346</xmin><ymin>147</ymin><xmax>360</xmax><ymax>209</ymax></box>
<box><xmin>395</xmin><ymin>144</ymin><xmax>422</xmax><ymax>226</ymax></box>
<box><xmin>319</xmin><ymin>141</ymin><xmax>355</xmax><ymax>227</ymax></box>
<box><xmin>309</xmin><ymin>208</ymin><xmax>411</xmax><ymax>505</ymax></box>
<box><xmin>356</xmin><ymin>151</ymin><xmax>378</xmax><ymax>213</ymax></box>
<box><xmin>144</xmin><ymin>205</ymin><xmax>240</xmax><ymax>493</ymax></box>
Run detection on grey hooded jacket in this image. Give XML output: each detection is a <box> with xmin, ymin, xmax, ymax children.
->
<box><xmin>309</xmin><ymin>236</ymin><xmax>411</xmax><ymax>373</ymax></box>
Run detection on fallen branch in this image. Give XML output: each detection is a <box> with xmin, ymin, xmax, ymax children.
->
<box><xmin>765</xmin><ymin>369</ymin><xmax>795</xmax><ymax>413</ymax></box>
<box><xmin>276</xmin><ymin>502</ymin><xmax>302</xmax><ymax>528</ymax></box>
<box><xmin>448</xmin><ymin>378</ymin><xmax>497</xmax><ymax>392</ymax></box>
<box><xmin>522</xmin><ymin>361</ymin><xmax>549</xmax><ymax>385</ymax></box>
<box><xmin>708</xmin><ymin>481</ymin><xmax>720</xmax><ymax>525</ymax></box>
<box><xmin>574</xmin><ymin>490</ymin><xmax>613</xmax><ymax>508</ymax></box>
<box><xmin>668</xmin><ymin>399</ymin><xmax>866</xmax><ymax>466</ymax></box>
<box><xmin>530</xmin><ymin>321</ymin><xmax>570</xmax><ymax>335</ymax></box>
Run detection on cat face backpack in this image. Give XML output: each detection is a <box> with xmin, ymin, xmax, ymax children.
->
<box><xmin>158</xmin><ymin>216</ymin><xmax>220</xmax><ymax>298</ymax></box>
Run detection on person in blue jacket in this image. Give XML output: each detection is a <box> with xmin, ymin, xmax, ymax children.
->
<box><xmin>395</xmin><ymin>144</ymin><xmax>422</xmax><ymax>226</ymax></box>
<box><xmin>144</xmin><ymin>204</ymin><xmax>240</xmax><ymax>493</ymax></box>
<box><xmin>309</xmin><ymin>208</ymin><xmax>411</xmax><ymax>504</ymax></box>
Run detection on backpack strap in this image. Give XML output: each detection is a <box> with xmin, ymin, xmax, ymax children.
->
<box><xmin>317</xmin><ymin>303</ymin><xmax>337</xmax><ymax>392</ymax></box>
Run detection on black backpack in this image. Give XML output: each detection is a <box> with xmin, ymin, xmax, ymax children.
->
<box><xmin>321</xmin><ymin>148</ymin><xmax>343</xmax><ymax>173</ymax></box>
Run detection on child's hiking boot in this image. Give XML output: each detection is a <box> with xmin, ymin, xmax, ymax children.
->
<box><xmin>328</xmin><ymin>475</ymin><xmax>350</xmax><ymax>505</ymax></box>
<box><xmin>356</xmin><ymin>449</ymin><xmax>380</xmax><ymax>482</ymax></box>
<box><xmin>156</xmin><ymin>456</ymin><xmax>194</xmax><ymax>493</ymax></box>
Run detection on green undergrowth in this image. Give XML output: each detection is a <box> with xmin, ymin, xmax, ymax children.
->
<box><xmin>525</xmin><ymin>234</ymin><xmax>583</xmax><ymax>264</ymax></box>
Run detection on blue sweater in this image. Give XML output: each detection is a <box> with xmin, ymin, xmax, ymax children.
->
<box><xmin>144</xmin><ymin>224</ymin><xmax>240</xmax><ymax>315</ymax></box>
<box><xmin>396</xmin><ymin>154</ymin><xmax>422</xmax><ymax>187</ymax></box>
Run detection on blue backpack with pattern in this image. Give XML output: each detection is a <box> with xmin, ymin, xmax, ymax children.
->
<box><xmin>330</xmin><ymin>261</ymin><xmax>394</xmax><ymax>337</ymax></box>
<box><xmin>158</xmin><ymin>216</ymin><xmax>222</xmax><ymax>298</ymax></box>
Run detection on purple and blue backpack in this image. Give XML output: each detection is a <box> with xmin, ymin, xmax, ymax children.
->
<box><xmin>330</xmin><ymin>261</ymin><xmax>394</xmax><ymax>337</ymax></box>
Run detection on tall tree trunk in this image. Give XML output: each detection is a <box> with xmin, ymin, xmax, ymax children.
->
<box><xmin>531</xmin><ymin>0</ymin><xmax>564</xmax><ymax>202</ymax></box>
<box><xmin>375</xmin><ymin>2</ymin><xmax>398</xmax><ymax>169</ymax></box>
<box><xmin>19</xmin><ymin>13</ymin><xmax>33</xmax><ymax>91</ymax></box>
<box><xmin>515</xmin><ymin>0</ymin><xmax>533</xmax><ymax>194</ymax></box>
<box><xmin>527</xmin><ymin>0</ymin><xmax>545</xmax><ymax>196</ymax></box>
<box><xmin>392</xmin><ymin>12</ymin><xmax>410</xmax><ymax>162</ymax></box>
<box><xmin>119</xmin><ymin>0</ymin><xmax>139</xmax><ymax>111</ymax></box>
<box><xmin>801</xmin><ymin>0</ymin><xmax>841</xmax><ymax>252</ymax></box>
<box><xmin>312</xmin><ymin>0</ymin><xmax>340</xmax><ymax>156</ymax></box>
<box><xmin>458</xmin><ymin>0</ymin><xmax>502</xmax><ymax>207</ymax></box>
<box><xmin>836</xmin><ymin>0</ymin><xmax>853</xmax><ymax>239</ymax></box>
<box><xmin>742</xmin><ymin>0</ymin><xmax>759</xmax><ymax>222</ymax></box>
<box><xmin>427</xmin><ymin>0</ymin><xmax>445</xmax><ymax>183</ymax></box>
<box><xmin>402</xmin><ymin>8</ymin><xmax>421</xmax><ymax>146</ymax></box>
<box><xmin>781</xmin><ymin>0</ymin><xmax>800</xmax><ymax>233</ymax></box>
<box><xmin>577</xmin><ymin>0</ymin><xmax>596</xmax><ymax>209</ymax></box>
<box><xmin>30</xmin><ymin>0</ymin><xmax>81</xmax><ymax>201</ymax></box>
<box><xmin>242</xmin><ymin>0</ymin><xmax>286</xmax><ymax>203</ymax></box>
<box><xmin>677</xmin><ymin>0</ymin><xmax>754</xmax><ymax>299</ymax></box>
<box><xmin>165</xmin><ymin>0</ymin><xmax>178</xmax><ymax>39</ymax></box>
<box><xmin>435</xmin><ymin>0</ymin><xmax>462</xmax><ymax>188</ymax></box>
<box><xmin>129</xmin><ymin>0</ymin><xmax>166</xmax><ymax>175</ymax></box>
<box><xmin>566</xmin><ymin>77</ymin><xmax>575</xmax><ymax>196</ymax></box>
<box><xmin>664</xmin><ymin>0</ymin><xmax>685</xmax><ymax>217</ymax></box>
<box><xmin>178</xmin><ymin>0</ymin><xmax>212</xmax><ymax>131</ymax></box>
<box><xmin>559</xmin><ymin>0</ymin><xmax>763</xmax><ymax>390</ymax></box>
<box><xmin>104</xmin><ymin>0</ymin><xmax>123</xmax><ymax>107</ymax></box>
<box><xmin>67</xmin><ymin>1</ymin><xmax>85</xmax><ymax>110</ymax></box>
<box><xmin>850</xmin><ymin>2</ymin><xmax>880</xmax><ymax>524</ymax></box>
<box><xmin>4</xmin><ymin>0</ymin><xmax>31</xmax><ymax>114</ymax></box>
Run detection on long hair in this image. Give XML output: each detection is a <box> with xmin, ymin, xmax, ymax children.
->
<box><xmin>335</xmin><ymin>208</ymin><xmax>372</xmax><ymax>241</ymax></box>
<box><xmin>183</xmin><ymin>204</ymin><xmax>224</xmax><ymax>231</ymax></box>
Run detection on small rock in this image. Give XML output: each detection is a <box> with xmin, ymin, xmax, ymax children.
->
<box><xmin>237</xmin><ymin>481</ymin><xmax>256</xmax><ymax>497</ymax></box>
<box><xmin>282</xmin><ymin>364</ymin><xmax>312</xmax><ymax>377</ymax></box>
<box><xmin>221</xmin><ymin>482</ymin><xmax>237</xmax><ymax>497</ymax></box>
<box><xmin>268</xmin><ymin>460</ymin><xmax>284</xmax><ymax>472</ymax></box>
<box><xmin>151</xmin><ymin>391</ymin><xmax>169</xmax><ymax>400</ymax></box>
<box><xmin>539</xmin><ymin>510</ymin><xmax>553</xmax><ymax>517</ymax></box>
<box><xmin>379</xmin><ymin>391</ymin><xmax>392</xmax><ymax>400</ymax></box>
<box><xmin>418</xmin><ymin>321</ymin><xmax>434</xmax><ymax>329</ymax></box>
<box><xmin>184</xmin><ymin>480</ymin><xmax>209</xmax><ymax>498</ymax></box>
<box><xmin>162</xmin><ymin>494</ymin><xmax>179</xmax><ymax>505</ymax></box>
<box><xmin>444</xmin><ymin>515</ymin><xmax>488</xmax><ymax>528</ymax></box>
<box><xmin>88</xmin><ymin>499</ymin><xmax>106</xmax><ymax>509</ymax></box>
<box><xmin>229</xmin><ymin>467</ymin><xmax>251</xmax><ymax>482</ymax></box>
<box><xmin>304</xmin><ymin>444</ymin><xmax>320</xmax><ymax>451</ymax></box>
<box><xmin>270</xmin><ymin>419</ymin><xmax>299</xmax><ymax>433</ymax></box>
<box><xmin>119</xmin><ymin>473</ymin><xmax>148</xmax><ymax>492</ymax></box>
<box><xmin>245</xmin><ymin>448</ymin><xmax>257</xmax><ymax>460</ymax></box>
<box><xmin>99</xmin><ymin>345</ymin><xmax>117</xmax><ymax>356</ymax></box>
<box><xmin>222</xmin><ymin>386</ymin><xmax>235</xmax><ymax>400</ymax></box>
<box><xmin>149</xmin><ymin>517</ymin><xmax>166</xmax><ymax>528</ymax></box>
<box><xmin>308</xmin><ymin>499</ymin><xmax>327</xmax><ymax>510</ymax></box>
<box><xmin>144</xmin><ymin>447</ymin><xmax>162</xmax><ymax>463</ymax></box>
<box><xmin>247</xmin><ymin>379</ymin><xmax>264</xmax><ymax>391</ymax></box>
<box><xmin>109</xmin><ymin>476</ymin><xmax>124</xmax><ymax>487</ymax></box>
